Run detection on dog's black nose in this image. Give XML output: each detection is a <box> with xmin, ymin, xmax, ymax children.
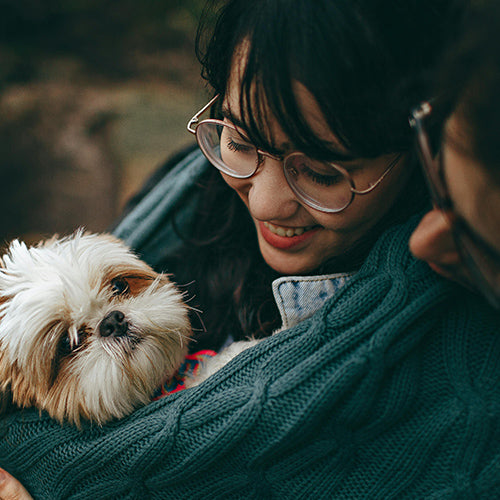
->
<box><xmin>99</xmin><ymin>310</ymin><xmax>128</xmax><ymax>337</ymax></box>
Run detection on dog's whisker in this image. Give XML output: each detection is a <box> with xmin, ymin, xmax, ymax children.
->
<box><xmin>191</xmin><ymin>309</ymin><xmax>207</xmax><ymax>334</ymax></box>
<box><xmin>176</xmin><ymin>329</ymin><xmax>192</xmax><ymax>349</ymax></box>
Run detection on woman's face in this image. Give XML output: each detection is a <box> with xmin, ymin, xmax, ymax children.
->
<box><xmin>221</xmin><ymin>77</ymin><xmax>412</xmax><ymax>275</ymax></box>
<box><xmin>410</xmin><ymin>114</ymin><xmax>500</xmax><ymax>282</ymax></box>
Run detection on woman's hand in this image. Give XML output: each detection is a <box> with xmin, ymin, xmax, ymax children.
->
<box><xmin>0</xmin><ymin>469</ymin><xmax>33</xmax><ymax>500</ymax></box>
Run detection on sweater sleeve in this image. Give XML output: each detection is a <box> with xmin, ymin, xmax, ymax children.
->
<box><xmin>1</xmin><ymin>217</ymin><xmax>499</xmax><ymax>499</ymax></box>
<box><xmin>111</xmin><ymin>147</ymin><xmax>209</xmax><ymax>265</ymax></box>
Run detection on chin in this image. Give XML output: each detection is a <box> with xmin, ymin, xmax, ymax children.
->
<box><xmin>257</xmin><ymin>237</ymin><xmax>334</xmax><ymax>276</ymax></box>
<box><xmin>0</xmin><ymin>231</ymin><xmax>191</xmax><ymax>427</ymax></box>
<box><xmin>261</xmin><ymin>249</ymin><xmax>325</xmax><ymax>275</ymax></box>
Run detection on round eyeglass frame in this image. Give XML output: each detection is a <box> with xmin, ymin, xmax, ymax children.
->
<box><xmin>188</xmin><ymin>94</ymin><xmax>401</xmax><ymax>214</ymax></box>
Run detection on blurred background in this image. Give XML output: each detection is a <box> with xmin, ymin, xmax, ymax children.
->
<box><xmin>0</xmin><ymin>0</ymin><xmax>207</xmax><ymax>244</ymax></box>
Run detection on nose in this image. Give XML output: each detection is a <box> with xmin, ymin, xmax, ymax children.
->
<box><xmin>239</xmin><ymin>156</ymin><xmax>300</xmax><ymax>221</ymax></box>
<box><xmin>409</xmin><ymin>208</ymin><xmax>461</xmax><ymax>274</ymax></box>
<box><xmin>99</xmin><ymin>310</ymin><xmax>128</xmax><ymax>337</ymax></box>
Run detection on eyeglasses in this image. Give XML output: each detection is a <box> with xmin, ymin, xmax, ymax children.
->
<box><xmin>409</xmin><ymin>101</ymin><xmax>500</xmax><ymax>308</ymax></box>
<box><xmin>187</xmin><ymin>95</ymin><xmax>401</xmax><ymax>213</ymax></box>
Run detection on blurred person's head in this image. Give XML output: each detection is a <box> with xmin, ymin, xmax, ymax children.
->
<box><xmin>409</xmin><ymin>0</ymin><xmax>500</xmax><ymax>307</ymax></box>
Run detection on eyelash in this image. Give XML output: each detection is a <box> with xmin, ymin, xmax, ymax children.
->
<box><xmin>226</xmin><ymin>138</ymin><xmax>253</xmax><ymax>153</ymax></box>
<box><xmin>299</xmin><ymin>164</ymin><xmax>344</xmax><ymax>186</ymax></box>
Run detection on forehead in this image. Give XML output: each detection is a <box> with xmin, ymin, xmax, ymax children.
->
<box><xmin>224</xmin><ymin>44</ymin><xmax>349</xmax><ymax>156</ymax></box>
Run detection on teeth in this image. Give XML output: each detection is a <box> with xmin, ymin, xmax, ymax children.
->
<box><xmin>264</xmin><ymin>222</ymin><xmax>314</xmax><ymax>237</ymax></box>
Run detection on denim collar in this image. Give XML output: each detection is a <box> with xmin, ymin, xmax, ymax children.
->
<box><xmin>272</xmin><ymin>272</ymin><xmax>355</xmax><ymax>329</ymax></box>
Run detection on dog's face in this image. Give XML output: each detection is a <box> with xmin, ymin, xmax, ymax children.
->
<box><xmin>0</xmin><ymin>232</ymin><xmax>191</xmax><ymax>426</ymax></box>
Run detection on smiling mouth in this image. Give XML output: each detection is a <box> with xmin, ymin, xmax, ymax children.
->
<box><xmin>263</xmin><ymin>222</ymin><xmax>317</xmax><ymax>237</ymax></box>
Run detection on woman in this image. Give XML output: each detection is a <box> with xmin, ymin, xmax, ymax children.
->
<box><xmin>2</xmin><ymin>0</ymin><xmax>499</xmax><ymax>498</ymax></box>
<box><xmin>112</xmin><ymin>0</ymin><xmax>456</xmax><ymax>353</ymax></box>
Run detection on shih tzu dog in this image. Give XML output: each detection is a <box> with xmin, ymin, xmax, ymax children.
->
<box><xmin>0</xmin><ymin>231</ymin><xmax>193</xmax><ymax>427</ymax></box>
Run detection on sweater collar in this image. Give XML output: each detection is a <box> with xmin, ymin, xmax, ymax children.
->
<box><xmin>272</xmin><ymin>272</ymin><xmax>354</xmax><ymax>329</ymax></box>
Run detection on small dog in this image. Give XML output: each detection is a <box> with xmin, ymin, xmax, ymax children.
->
<box><xmin>0</xmin><ymin>231</ymin><xmax>192</xmax><ymax>427</ymax></box>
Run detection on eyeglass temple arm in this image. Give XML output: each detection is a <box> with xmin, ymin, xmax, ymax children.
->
<box><xmin>409</xmin><ymin>101</ymin><xmax>451</xmax><ymax>211</ymax></box>
<box><xmin>187</xmin><ymin>94</ymin><xmax>220</xmax><ymax>134</ymax></box>
<box><xmin>352</xmin><ymin>100</ymin><xmax>432</xmax><ymax>196</ymax></box>
<box><xmin>408</xmin><ymin>102</ymin><xmax>435</xmax><ymax>177</ymax></box>
<box><xmin>351</xmin><ymin>153</ymin><xmax>402</xmax><ymax>195</ymax></box>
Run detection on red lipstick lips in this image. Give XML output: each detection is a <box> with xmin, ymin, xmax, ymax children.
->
<box><xmin>259</xmin><ymin>221</ymin><xmax>320</xmax><ymax>250</ymax></box>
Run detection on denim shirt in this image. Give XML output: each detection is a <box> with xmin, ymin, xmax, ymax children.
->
<box><xmin>272</xmin><ymin>272</ymin><xmax>354</xmax><ymax>329</ymax></box>
<box><xmin>220</xmin><ymin>272</ymin><xmax>355</xmax><ymax>349</ymax></box>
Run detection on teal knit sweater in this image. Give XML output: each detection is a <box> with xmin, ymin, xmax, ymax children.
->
<box><xmin>1</xmin><ymin>153</ymin><xmax>499</xmax><ymax>498</ymax></box>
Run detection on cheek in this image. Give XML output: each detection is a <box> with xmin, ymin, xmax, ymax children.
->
<box><xmin>221</xmin><ymin>172</ymin><xmax>245</xmax><ymax>192</ymax></box>
<box><xmin>444</xmin><ymin>150</ymin><xmax>480</xmax><ymax>224</ymax></box>
<box><xmin>314</xmin><ymin>172</ymin><xmax>409</xmax><ymax>233</ymax></box>
<box><xmin>339</xmin><ymin>156</ymin><xmax>413</xmax><ymax>227</ymax></box>
<box><xmin>220</xmin><ymin>173</ymin><xmax>251</xmax><ymax>208</ymax></box>
<box><xmin>444</xmin><ymin>148</ymin><xmax>500</xmax><ymax>253</ymax></box>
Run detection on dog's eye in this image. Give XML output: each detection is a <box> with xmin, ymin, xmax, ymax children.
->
<box><xmin>111</xmin><ymin>277</ymin><xmax>129</xmax><ymax>296</ymax></box>
<box><xmin>57</xmin><ymin>328</ymin><xmax>86</xmax><ymax>358</ymax></box>
<box><xmin>58</xmin><ymin>333</ymin><xmax>74</xmax><ymax>358</ymax></box>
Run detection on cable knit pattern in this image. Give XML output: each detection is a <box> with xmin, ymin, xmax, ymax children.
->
<box><xmin>1</xmin><ymin>216</ymin><xmax>499</xmax><ymax>499</ymax></box>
